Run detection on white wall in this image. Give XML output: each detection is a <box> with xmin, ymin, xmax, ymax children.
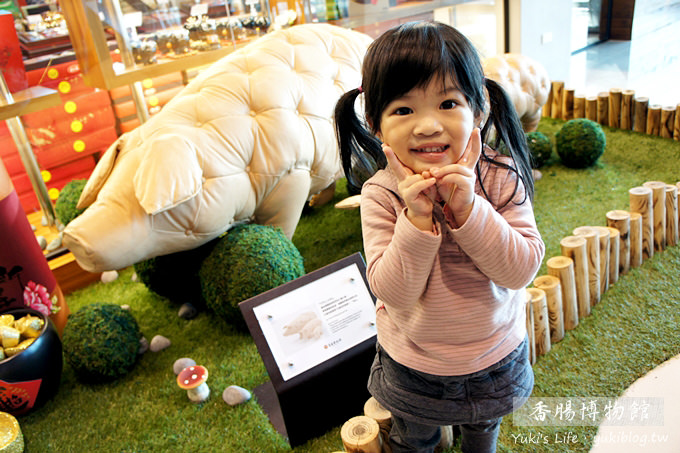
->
<box><xmin>507</xmin><ymin>0</ymin><xmax>573</xmax><ymax>82</ymax></box>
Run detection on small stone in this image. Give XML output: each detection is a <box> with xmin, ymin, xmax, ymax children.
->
<box><xmin>138</xmin><ymin>337</ymin><xmax>149</xmax><ymax>354</ymax></box>
<box><xmin>150</xmin><ymin>335</ymin><xmax>171</xmax><ymax>352</ymax></box>
<box><xmin>178</xmin><ymin>303</ymin><xmax>198</xmax><ymax>320</ymax></box>
<box><xmin>31</xmin><ymin>224</ymin><xmax>37</xmax><ymax>232</ymax></box>
<box><xmin>173</xmin><ymin>357</ymin><xmax>196</xmax><ymax>375</ymax></box>
<box><xmin>222</xmin><ymin>385</ymin><xmax>251</xmax><ymax>406</ymax></box>
<box><xmin>46</xmin><ymin>235</ymin><xmax>62</xmax><ymax>251</ymax></box>
<box><xmin>130</xmin><ymin>272</ymin><xmax>138</xmax><ymax>282</ymax></box>
<box><xmin>121</xmin><ymin>304</ymin><xmax>131</xmax><ymax>311</ymax></box>
<box><xmin>101</xmin><ymin>270</ymin><xmax>119</xmax><ymax>283</ymax></box>
<box><xmin>36</xmin><ymin>236</ymin><xmax>47</xmax><ymax>250</ymax></box>
<box><xmin>41</xmin><ymin>216</ymin><xmax>48</xmax><ymax>226</ymax></box>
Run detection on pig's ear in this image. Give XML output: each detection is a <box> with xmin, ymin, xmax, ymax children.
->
<box><xmin>76</xmin><ymin>136</ymin><xmax>124</xmax><ymax>209</ymax></box>
<box><xmin>133</xmin><ymin>137</ymin><xmax>203</xmax><ymax>215</ymax></box>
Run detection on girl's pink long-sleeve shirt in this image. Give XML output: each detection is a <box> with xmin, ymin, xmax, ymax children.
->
<box><xmin>361</xmin><ymin>154</ymin><xmax>545</xmax><ymax>376</ymax></box>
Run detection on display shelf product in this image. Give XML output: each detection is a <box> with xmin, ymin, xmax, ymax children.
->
<box><xmin>60</xmin><ymin>0</ymin><xmax>273</xmax><ymax>90</ymax></box>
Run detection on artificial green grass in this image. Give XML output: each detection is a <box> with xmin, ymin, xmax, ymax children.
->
<box><xmin>18</xmin><ymin>118</ymin><xmax>680</xmax><ymax>452</ymax></box>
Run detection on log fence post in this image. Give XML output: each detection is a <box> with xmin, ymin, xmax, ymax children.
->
<box><xmin>634</xmin><ymin>97</ymin><xmax>649</xmax><ymax>133</ymax></box>
<box><xmin>629</xmin><ymin>186</ymin><xmax>654</xmax><ymax>261</ymax></box>
<box><xmin>560</xmin><ymin>236</ymin><xmax>590</xmax><ymax>318</ymax></box>
<box><xmin>621</xmin><ymin>90</ymin><xmax>635</xmax><ymax>130</ymax></box>
<box><xmin>606</xmin><ymin>209</ymin><xmax>630</xmax><ymax>275</ymax></box>
<box><xmin>533</xmin><ymin>275</ymin><xmax>565</xmax><ymax>343</ymax></box>
<box><xmin>643</xmin><ymin>181</ymin><xmax>667</xmax><ymax>252</ymax></box>
<box><xmin>546</xmin><ymin>256</ymin><xmax>579</xmax><ymax>330</ymax></box>
<box><xmin>629</xmin><ymin>212</ymin><xmax>643</xmax><ymax>268</ymax></box>
<box><xmin>573</xmin><ymin>226</ymin><xmax>601</xmax><ymax>307</ymax></box>
<box><xmin>551</xmin><ymin>81</ymin><xmax>564</xmax><ymax>119</ymax></box>
<box><xmin>604</xmin><ymin>226</ymin><xmax>620</xmax><ymax>285</ymax></box>
<box><xmin>527</xmin><ymin>287</ymin><xmax>550</xmax><ymax>357</ymax></box>
<box><xmin>608</xmin><ymin>88</ymin><xmax>622</xmax><ymax>129</ymax></box>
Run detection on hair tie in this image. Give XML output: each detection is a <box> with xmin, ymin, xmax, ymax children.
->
<box><xmin>358</xmin><ymin>86</ymin><xmax>363</xmax><ymax>93</ymax></box>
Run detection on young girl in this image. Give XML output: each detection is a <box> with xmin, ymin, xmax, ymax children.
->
<box><xmin>334</xmin><ymin>22</ymin><xmax>545</xmax><ymax>452</ymax></box>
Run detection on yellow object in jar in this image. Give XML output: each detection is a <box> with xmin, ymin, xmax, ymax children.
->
<box><xmin>4</xmin><ymin>339</ymin><xmax>35</xmax><ymax>358</ymax></box>
<box><xmin>14</xmin><ymin>316</ymin><xmax>43</xmax><ymax>338</ymax></box>
<box><xmin>0</xmin><ymin>316</ymin><xmax>13</xmax><ymax>327</ymax></box>
<box><xmin>0</xmin><ymin>327</ymin><xmax>20</xmax><ymax>349</ymax></box>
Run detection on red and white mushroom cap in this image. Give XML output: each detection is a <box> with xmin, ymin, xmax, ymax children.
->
<box><xmin>177</xmin><ymin>365</ymin><xmax>208</xmax><ymax>390</ymax></box>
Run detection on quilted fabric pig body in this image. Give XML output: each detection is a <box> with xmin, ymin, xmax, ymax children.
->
<box><xmin>63</xmin><ymin>24</ymin><xmax>372</xmax><ymax>272</ymax></box>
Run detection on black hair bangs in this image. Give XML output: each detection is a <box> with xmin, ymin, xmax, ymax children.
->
<box><xmin>363</xmin><ymin>21</ymin><xmax>484</xmax><ymax>133</ymax></box>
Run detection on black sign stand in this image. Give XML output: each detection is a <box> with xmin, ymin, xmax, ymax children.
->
<box><xmin>240</xmin><ymin>253</ymin><xmax>376</xmax><ymax>447</ymax></box>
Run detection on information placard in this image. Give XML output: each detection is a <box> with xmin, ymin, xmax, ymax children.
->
<box><xmin>252</xmin><ymin>260</ymin><xmax>375</xmax><ymax>381</ymax></box>
<box><xmin>240</xmin><ymin>253</ymin><xmax>377</xmax><ymax>447</ymax></box>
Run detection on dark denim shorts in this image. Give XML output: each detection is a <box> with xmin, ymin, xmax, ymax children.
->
<box><xmin>367</xmin><ymin>337</ymin><xmax>534</xmax><ymax>426</ymax></box>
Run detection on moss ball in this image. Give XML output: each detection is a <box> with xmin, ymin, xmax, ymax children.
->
<box><xmin>55</xmin><ymin>179</ymin><xmax>87</xmax><ymax>226</ymax></box>
<box><xmin>199</xmin><ymin>224</ymin><xmax>305</xmax><ymax>330</ymax></box>
<box><xmin>134</xmin><ymin>237</ymin><xmax>219</xmax><ymax>306</ymax></box>
<box><xmin>526</xmin><ymin>131</ymin><xmax>553</xmax><ymax>168</ymax></box>
<box><xmin>556</xmin><ymin>119</ymin><xmax>606</xmax><ymax>168</ymax></box>
<box><xmin>62</xmin><ymin>304</ymin><xmax>141</xmax><ymax>382</ymax></box>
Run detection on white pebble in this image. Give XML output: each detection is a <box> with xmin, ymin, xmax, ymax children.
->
<box><xmin>131</xmin><ymin>272</ymin><xmax>138</xmax><ymax>282</ymax></box>
<box><xmin>46</xmin><ymin>235</ymin><xmax>62</xmax><ymax>251</ymax></box>
<box><xmin>138</xmin><ymin>337</ymin><xmax>149</xmax><ymax>354</ymax></box>
<box><xmin>173</xmin><ymin>357</ymin><xmax>196</xmax><ymax>375</ymax></box>
<box><xmin>121</xmin><ymin>304</ymin><xmax>131</xmax><ymax>311</ymax></box>
<box><xmin>41</xmin><ymin>216</ymin><xmax>48</xmax><ymax>226</ymax></box>
<box><xmin>149</xmin><ymin>335</ymin><xmax>171</xmax><ymax>352</ymax></box>
<box><xmin>222</xmin><ymin>385</ymin><xmax>251</xmax><ymax>406</ymax></box>
<box><xmin>36</xmin><ymin>236</ymin><xmax>47</xmax><ymax>250</ymax></box>
<box><xmin>101</xmin><ymin>270</ymin><xmax>119</xmax><ymax>283</ymax></box>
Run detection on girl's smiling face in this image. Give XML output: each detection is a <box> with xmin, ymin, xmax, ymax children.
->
<box><xmin>377</xmin><ymin>77</ymin><xmax>478</xmax><ymax>175</ymax></box>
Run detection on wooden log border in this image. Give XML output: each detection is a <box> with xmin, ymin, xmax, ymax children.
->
<box><xmin>526</xmin><ymin>179</ymin><xmax>680</xmax><ymax>364</ymax></box>
<box><xmin>544</xmin><ymin>82</ymin><xmax>680</xmax><ymax>141</ymax></box>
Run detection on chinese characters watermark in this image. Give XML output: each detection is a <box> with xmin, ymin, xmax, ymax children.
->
<box><xmin>513</xmin><ymin>397</ymin><xmax>664</xmax><ymax>427</ymax></box>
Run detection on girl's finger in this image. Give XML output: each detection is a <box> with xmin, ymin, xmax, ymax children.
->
<box><xmin>460</xmin><ymin>128</ymin><xmax>482</xmax><ymax>170</ymax></box>
<box><xmin>383</xmin><ymin>144</ymin><xmax>412</xmax><ymax>181</ymax></box>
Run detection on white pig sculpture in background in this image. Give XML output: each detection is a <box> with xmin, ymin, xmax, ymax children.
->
<box><xmin>63</xmin><ymin>24</ymin><xmax>372</xmax><ymax>272</ymax></box>
<box><xmin>482</xmin><ymin>53</ymin><xmax>551</xmax><ymax>132</ymax></box>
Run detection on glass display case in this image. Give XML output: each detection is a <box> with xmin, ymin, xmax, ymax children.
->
<box><xmin>301</xmin><ymin>0</ymin><xmax>482</xmax><ymax>38</ymax></box>
<box><xmin>60</xmin><ymin>0</ymin><xmax>274</xmax><ymax>90</ymax></box>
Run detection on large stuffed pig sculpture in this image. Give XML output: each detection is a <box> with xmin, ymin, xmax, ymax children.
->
<box><xmin>63</xmin><ymin>24</ymin><xmax>372</xmax><ymax>272</ymax></box>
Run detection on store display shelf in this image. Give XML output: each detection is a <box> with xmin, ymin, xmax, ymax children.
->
<box><xmin>0</xmin><ymin>86</ymin><xmax>62</xmax><ymax>120</ymax></box>
<box><xmin>328</xmin><ymin>0</ymin><xmax>476</xmax><ymax>31</ymax></box>
<box><xmin>102</xmin><ymin>39</ymin><xmax>253</xmax><ymax>89</ymax></box>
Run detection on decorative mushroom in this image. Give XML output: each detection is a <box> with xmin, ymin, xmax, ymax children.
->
<box><xmin>177</xmin><ymin>365</ymin><xmax>210</xmax><ymax>403</ymax></box>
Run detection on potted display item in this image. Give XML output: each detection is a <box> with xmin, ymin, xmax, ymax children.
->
<box><xmin>0</xmin><ymin>308</ymin><xmax>62</xmax><ymax>416</ymax></box>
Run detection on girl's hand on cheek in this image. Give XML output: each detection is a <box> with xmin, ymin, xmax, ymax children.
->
<box><xmin>383</xmin><ymin>144</ymin><xmax>436</xmax><ymax>231</ymax></box>
<box><xmin>430</xmin><ymin>128</ymin><xmax>482</xmax><ymax>226</ymax></box>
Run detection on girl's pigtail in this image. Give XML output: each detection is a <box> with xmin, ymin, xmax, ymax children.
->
<box><xmin>334</xmin><ymin>88</ymin><xmax>385</xmax><ymax>195</ymax></box>
<box><xmin>482</xmin><ymin>78</ymin><xmax>535</xmax><ymax>204</ymax></box>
